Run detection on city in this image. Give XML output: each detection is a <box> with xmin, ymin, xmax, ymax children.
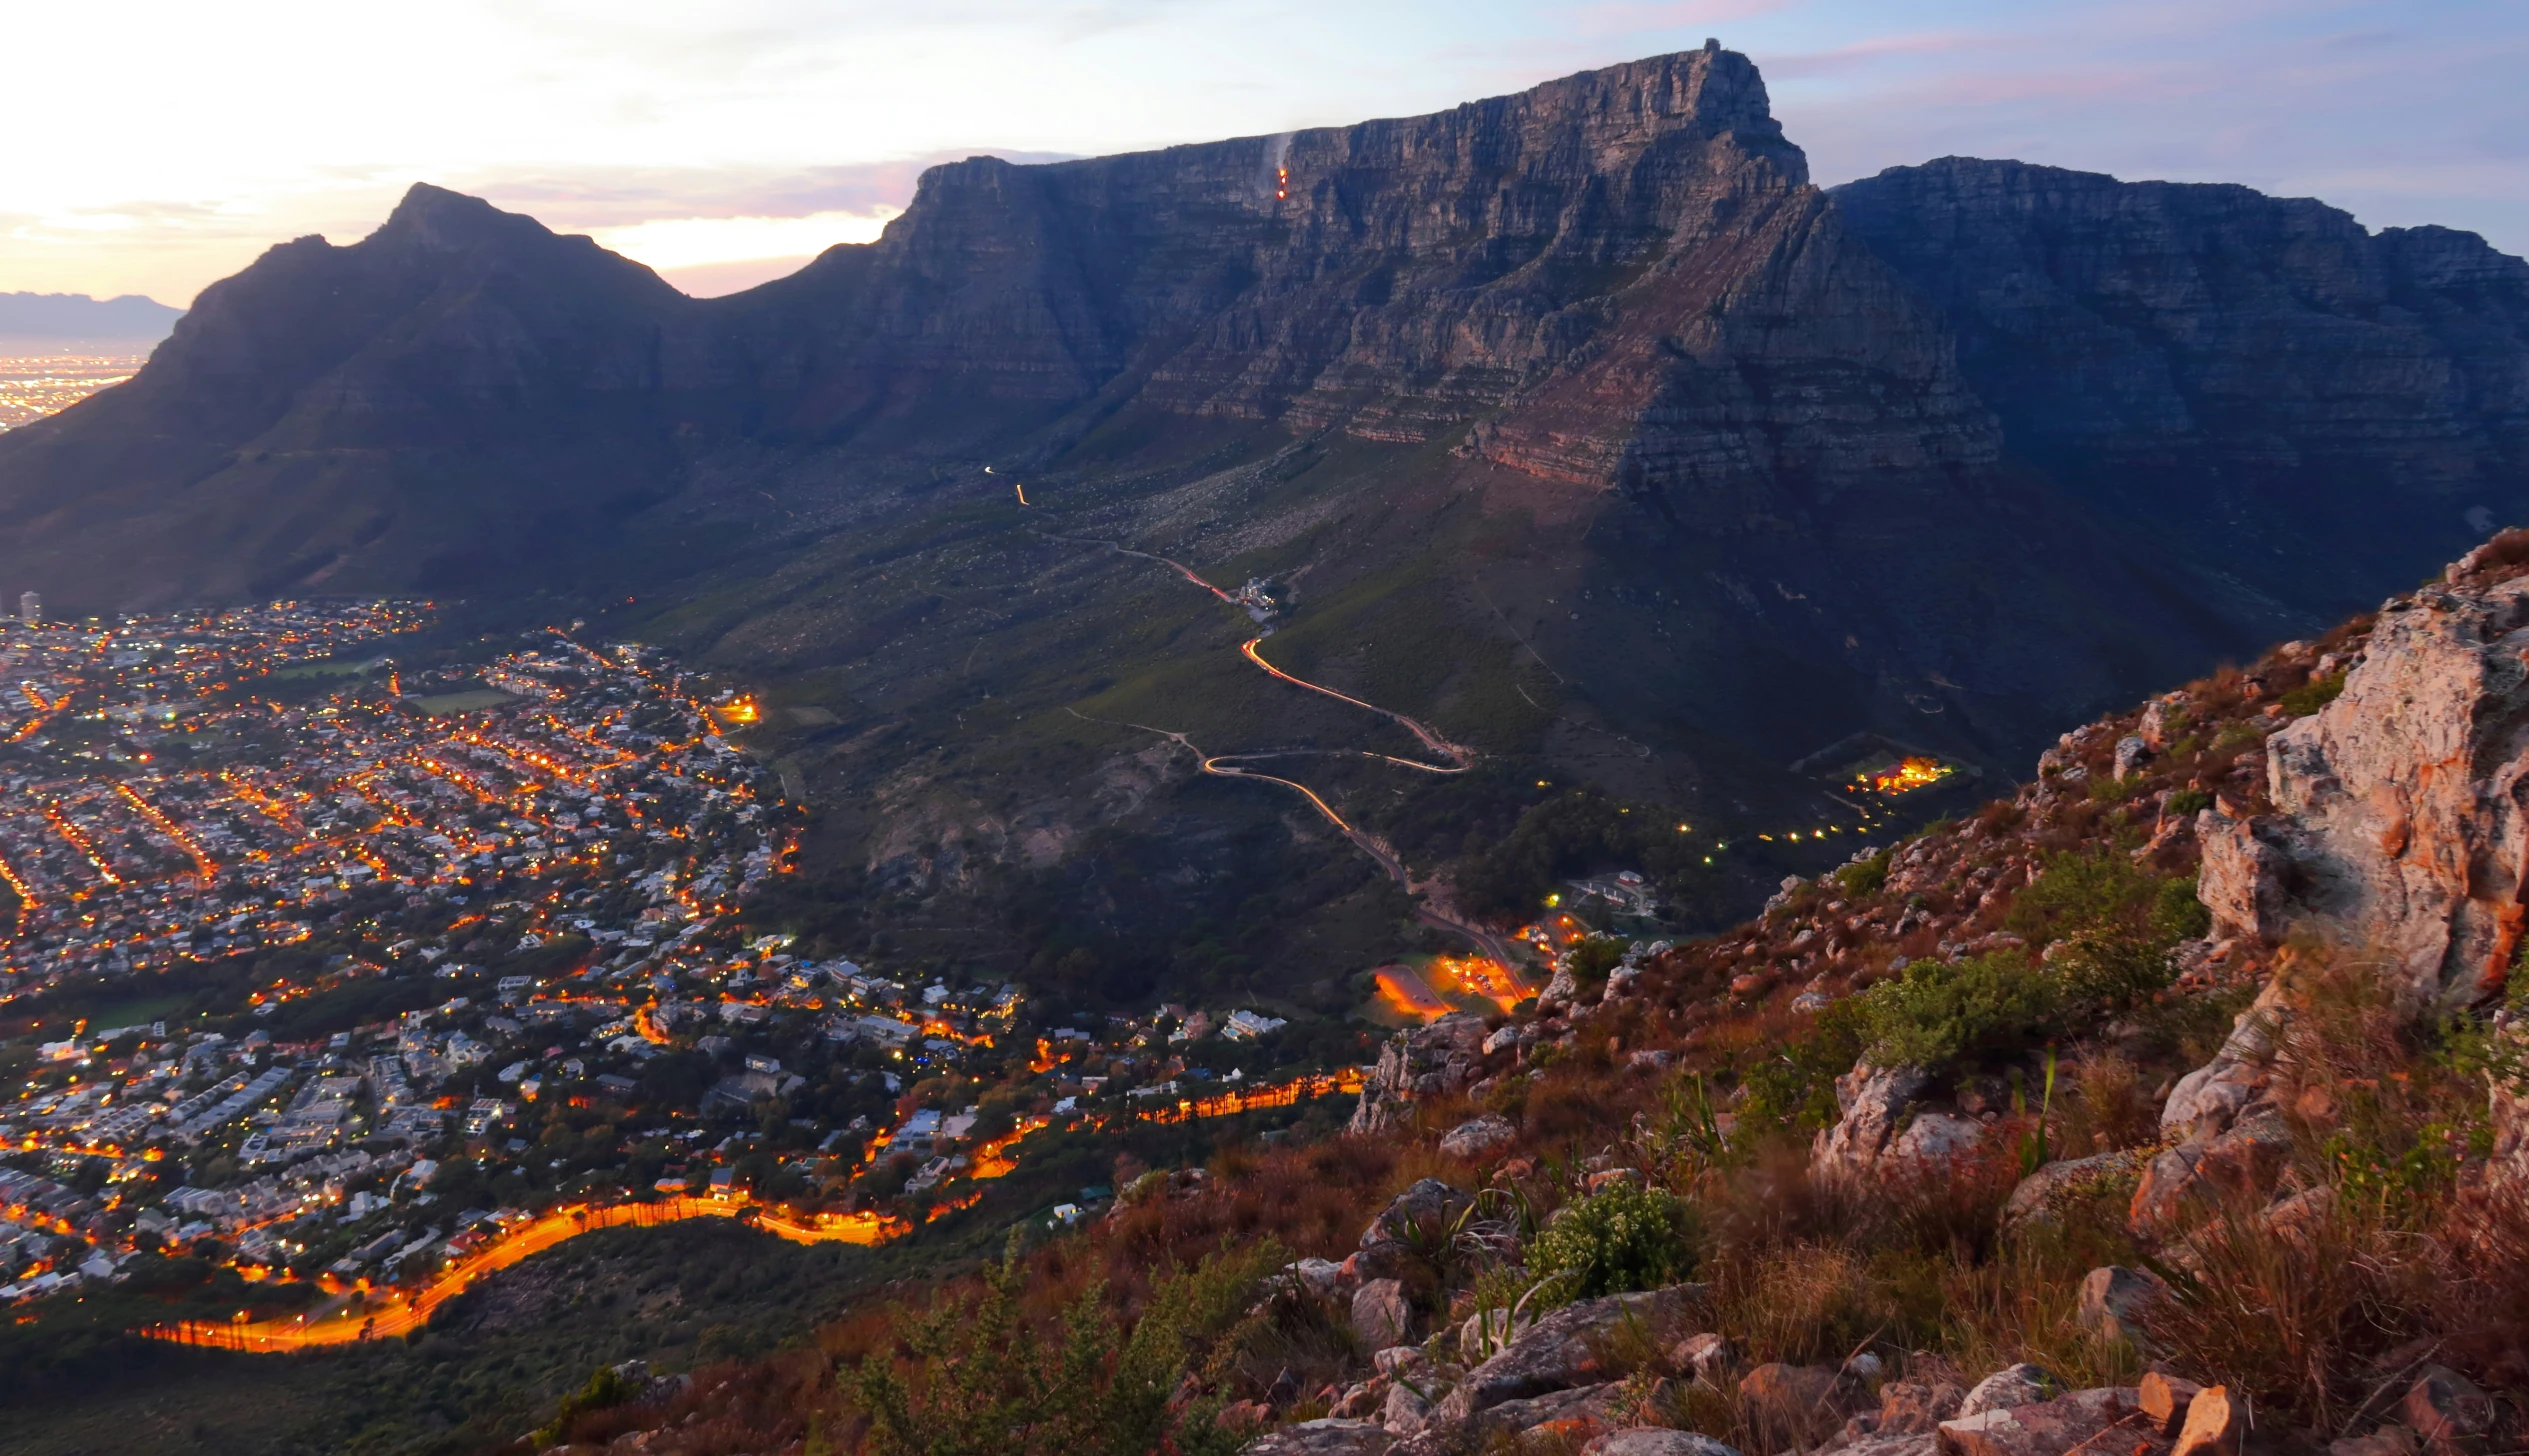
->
<box><xmin>0</xmin><ymin>598</ymin><xmax>1348</xmax><ymax>1344</ymax></box>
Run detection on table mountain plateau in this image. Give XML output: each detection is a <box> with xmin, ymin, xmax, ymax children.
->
<box><xmin>2</xmin><ymin>44</ymin><xmax>2524</xmax><ymax>944</ymax></box>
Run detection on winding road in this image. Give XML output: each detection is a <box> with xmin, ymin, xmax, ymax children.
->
<box><xmin>1048</xmin><ymin>531</ymin><xmax>1519</xmax><ymax>971</ymax></box>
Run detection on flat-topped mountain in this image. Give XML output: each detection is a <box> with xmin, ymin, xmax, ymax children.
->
<box><xmin>1</xmin><ymin>47</ymin><xmax>2525</xmax><ymax>936</ymax></box>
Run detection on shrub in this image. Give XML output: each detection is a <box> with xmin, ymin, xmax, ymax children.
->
<box><xmin>1848</xmin><ymin>952</ymin><xmax>2065</xmax><ymax>1074</ymax></box>
<box><xmin>1528</xmin><ymin>1182</ymin><xmax>1698</xmax><ymax>1298</ymax></box>
<box><xmin>2278</xmin><ymin>671</ymin><xmax>2346</xmax><ymax>717</ymax></box>
<box><xmin>2162</xmin><ymin>788</ymin><xmax>2211</xmax><ymax>818</ymax></box>
<box><xmin>1565</xmin><ymin>936</ymin><xmax>1627</xmax><ymax>990</ymax></box>
<box><xmin>1833</xmin><ymin>851</ymin><xmax>1891</xmax><ymax>897</ymax></box>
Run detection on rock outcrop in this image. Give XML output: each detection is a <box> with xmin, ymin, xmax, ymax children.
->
<box><xmin>2199</xmin><ymin>559</ymin><xmax>2529</xmax><ymax>1013</ymax></box>
<box><xmin>1350</xmin><ymin>1017</ymin><xmax>1489</xmax><ymax>1135</ymax></box>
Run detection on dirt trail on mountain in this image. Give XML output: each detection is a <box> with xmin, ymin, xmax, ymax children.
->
<box><xmin>1049</xmin><ymin>532</ymin><xmax>1515</xmax><ymax>968</ymax></box>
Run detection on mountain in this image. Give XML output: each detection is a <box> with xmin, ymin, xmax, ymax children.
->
<box><xmin>1833</xmin><ymin>156</ymin><xmax>2529</xmax><ymax>624</ymax></box>
<box><xmin>0</xmin><ymin>290</ymin><xmax>184</xmax><ymax>341</ymax></box>
<box><xmin>1</xmin><ymin>48</ymin><xmax>2525</xmax><ymax>965</ymax></box>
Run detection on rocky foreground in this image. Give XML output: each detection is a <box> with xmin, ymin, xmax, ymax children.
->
<box><xmin>530</xmin><ymin>538</ymin><xmax>2529</xmax><ymax>1456</ymax></box>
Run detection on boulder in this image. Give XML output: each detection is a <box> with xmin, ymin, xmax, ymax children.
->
<box><xmin>1581</xmin><ymin>1431</ymin><xmax>1744</xmax><ymax>1456</ymax></box>
<box><xmin>2401</xmin><ymin>1366</ymin><xmax>2495</xmax><ymax>1456</ymax></box>
<box><xmin>2075</xmin><ymin>1266</ymin><xmax>2166</xmax><ymax>1349</ymax></box>
<box><xmin>2130</xmin><ymin>1113</ymin><xmax>2294</xmax><ymax>1238</ymax></box>
<box><xmin>1353</xmin><ymin>1280</ymin><xmax>1413</xmax><ymax>1349</ymax></box>
<box><xmin>1811</xmin><ymin>1064</ymin><xmax>1933</xmax><ymax>1186</ymax></box>
<box><xmin>2195</xmin><ymin>571</ymin><xmax>2529</xmax><ymax>1014</ymax></box>
<box><xmin>1438</xmin><ymin>1114</ymin><xmax>1518</xmax><ymax>1160</ymax></box>
<box><xmin>1459</xmin><ymin>1307</ymin><xmax>1531</xmax><ymax>1362</ymax></box>
<box><xmin>1466</xmin><ymin>1381</ymin><xmax>1625</xmax><ymax>1440</ymax></box>
<box><xmin>1239</xmin><ymin>1418</ymin><xmax>1396</xmax><ymax>1456</ymax></box>
<box><xmin>1372</xmin><ymin>1345</ymin><xmax>1430</xmax><ymax>1379</ymax></box>
<box><xmin>1958</xmin><ymin>1365</ymin><xmax>2062</xmax><ymax>1418</ymax></box>
<box><xmin>1673</xmin><ymin>1331</ymin><xmax>1737</xmax><ymax>1384</ymax></box>
<box><xmin>1380</xmin><ymin>1383</ymin><xmax>1432</xmax><ymax>1437</ymax></box>
<box><xmin>1351</xmin><ymin>1013</ymin><xmax>1490</xmax><ymax>1134</ymax></box>
<box><xmin>2002</xmin><ymin>1151</ymin><xmax>2151</xmax><ymax>1228</ymax></box>
<box><xmin>1740</xmin><ymin>1362</ymin><xmax>1850</xmax><ymax>1446</ymax></box>
<box><xmin>1433</xmin><ymin>1284</ymin><xmax>1702</xmax><ymax>1423</ymax></box>
<box><xmin>1939</xmin><ymin>1387</ymin><xmax>2155</xmax><ymax>1456</ymax></box>
<box><xmin>2332</xmin><ymin>1427</ymin><xmax>2422</xmax><ymax>1456</ymax></box>
<box><xmin>1288</xmin><ymin>1258</ymin><xmax>1343</xmax><ymax>1296</ymax></box>
<box><xmin>1361</xmin><ymin>1179</ymin><xmax>1474</xmax><ymax>1248</ymax></box>
<box><xmin>1876</xmin><ymin>1382</ymin><xmax>1967</xmax><ymax>1435</ymax></box>
<box><xmin>1332</xmin><ymin>1383</ymin><xmax>1383</xmax><ymax>1419</ymax></box>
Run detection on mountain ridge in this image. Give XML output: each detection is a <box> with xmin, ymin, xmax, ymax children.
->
<box><xmin>0</xmin><ymin>50</ymin><xmax>2524</xmax><ymax>940</ymax></box>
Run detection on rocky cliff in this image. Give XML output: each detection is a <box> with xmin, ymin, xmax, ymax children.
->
<box><xmin>1835</xmin><ymin>157</ymin><xmax>2529</xmax><ymax>623</ymax></box>
<box><xmin>3</xmin><ymin>50</ymin><xmax>2527</xmax><ymax>866</ymax></box>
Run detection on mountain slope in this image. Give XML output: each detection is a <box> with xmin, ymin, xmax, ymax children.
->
<box><xmin>1835</xmin><ymin>156</ymin><xmax>2529</xmax><ymax>625</ymax></box>
<box><xmin>1</xmin><ymin>51</ymin><xmax>2526</xmax><ymax>938</ymax></box>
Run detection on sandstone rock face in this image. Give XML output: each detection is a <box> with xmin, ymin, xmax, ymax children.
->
<box><xmin>1351</xmin><ymin>1016</ymin><xmax>1490</xmax><ymax>1134</ymax></box>
<box><xmin>1836</xmin><ymin>158</ymin><xmax>2529</xmax><ymax>631</ymax></box>
<box><xmin>2201</xmin><ymin>574</ymin><xmax>2529</xmax><ymax>1013</ymax></box>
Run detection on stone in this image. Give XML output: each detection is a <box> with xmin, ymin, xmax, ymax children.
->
<box><xmin>1288</xmin><ymin>1258</ymin><xmax>1343</xmax><ymax>1296</ymax></box>
<box><xmin>1483</xmin><ymin>1025</ymin><xmax>1522</xmax><ymax>1055</ymax></box>
<box><xmin>2196</xmin><ymin>572</ymin><xmax>2529</xmax><ymax>1014</ymax></box>
<box><xmin>2114</xmin><ymin>735</ymin><xmax>2150</xmax><ymax>779</ymax></box>
<box><xmin>1332</xmin><ymin>1384</ymin><xmax>1382</xmax><ymax>1419</ymax></box>
<box><xmin>1810</xmin><ymin>1064</ymin><xmax>1932</xmax><ymax>1186</ymax></box>
<box><xmin>2137</xmin><ymin>1372</ymin><xmax>2201</xmax><ymax>1437</ymax></box>
<box><xmin>1740</xmin><ymin>1362</ymin><xmax>1847</xmax><ymax>1444</ymax></box>
<box><xmin>2131</xmin><ymin>1112</ymin><xmax>2294</xmax><ymax>1239</ymax></box>
<box><xmin>2401</xmin><ymin>1366</ymin><xmax>2495</xmax><ymax>1455</ymax></box>
<box><xmin>1438</xmin><ymin>1114</ymin><xmax>1517</xmax><ymax>1160</ymax></box>
<box><xmin>1239</xmin><ymin>1418</ymin><xmax>1396</xmax><ymax>1456</ymax></box>
<box><xmin>2003</xmin><ymin>1151</ymin><xmax>2152</xmax><ymax>1228</ymax></box>
<box><xmin>1938</xmin><ymin>1388</ymin><xmax>2151</xmax><ymax>1456</ymax></box>
<box><xmin>1380</xmin><ymin>1383</ymin><xmax>1432</xmax><ymax>1437</ymax></box>
<box><xmin>1372</xmin><ymin>1345</ymin><xmax>1429</xmax><ymax>1380</ymax></box>
<box><xmin>2075</xmin><ymin>1266</ymin><xmax>2166</xmax><ymax>1348</ymax></box>
<box><xmin>1467</xmin><ymin>1382</ymin><xmax>1624</xmax><ymax>1440</ymax></box>
<box><xmin>1433</xmin><ymin>1284</ymin><xmax>1702</xmax><ymax>1423</ymax></box>
<box><xmin>1581</xmin><ymin>1431</ymin><xmax>1744</xmax><ymax>1456</ymax></box>
<box><xmin>2332</xmin><ymin>1427</ymin><xmax>2422</xmax><ymax>1456</ymax></box>
<box><xmin>1673</xmin><ymin>1331</ymin><xmax>1737</xmax><ymax>1383</ymax></box>
<box><xmin>1958</xmin><ymin>1365</ymin><xmax>2062</xmax><ymax>1418</ymax></box>
<box><xmin>2171</xmin><ymin>1385</ymin><xmax>2243</xmax><ymax>1456</ymax></box>
<box><xmin>1877</xmin><ymin>1382</ymin><xmax>1967</xmax><ymax>1435</ymax></box>
<box><xmin>1847</xmin><ymin>1352</ymin><xmax>1887</xmax><ymax>1381</ymax></box>
<box><xmin>1460</xmin><ymin>1307</ymin><xmax>1528</xmax><ymax>1362</ymax></box>
<box><xmin>1360</xmin><ymin>1179</ymin><xmax>1473</xmax><ymax>1248</ymax></box>
<box><xmin>1351</xmin><ymin>1014</ymin><xmax>1491</xmax><ymax>1134</ymax></box>
<box><xmin>1352</xmin><ymin>1280</ymin><xmax>1413</xmax><ymax>1350</ymax></box>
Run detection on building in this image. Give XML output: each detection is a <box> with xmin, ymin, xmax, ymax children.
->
<box><xmin>16</xmin><ymin>591</ymin><xmax>38</xmax><ymax>624</ymax></box>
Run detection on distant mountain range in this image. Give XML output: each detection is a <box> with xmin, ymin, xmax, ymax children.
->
<box><xmin>0</xmin><ymin>290</ymin><xmax>184</xmax><ymax>340</ymax></box>
<box><xmin>0</xmin><ymin>45</ymin><xmax>2523</xmax><ymax>943</ymax></box>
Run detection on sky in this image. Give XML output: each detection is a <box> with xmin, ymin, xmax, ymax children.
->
<box><xmin>3</xmin><ymin>0</ymin><xmax>2523</xmax><ymax>306</ymax></box>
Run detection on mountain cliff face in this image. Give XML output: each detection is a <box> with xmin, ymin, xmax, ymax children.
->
<box><xmin>1</xmin><ymin>50</ymin><xmax>2525</xmax><ymax>891</ymax></box>
<box><xmin>1834</xmin><ymin>157</ymin><xmax>2529</xmax><ymax>620</ymax></box>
